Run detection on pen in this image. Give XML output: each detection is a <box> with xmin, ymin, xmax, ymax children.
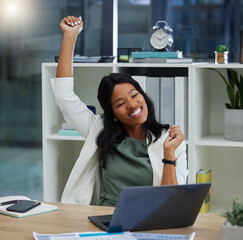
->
<box><xmin>0</xmin><ymin>200</ymin><xmax>18</xmax><ymax>206</ymax></box>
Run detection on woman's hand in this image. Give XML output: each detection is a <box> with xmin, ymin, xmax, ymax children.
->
<box><xmin>163</xmin><ymin>126</ymin><xmax>184</xmax><ymax>160</ymax></box>
<box><xmin>56</xmin><ymin>16</ymin><xmax>83</xmax><ymax>78</ymax></box>
<box><xmin>60</xmin><ymin>16</ymin><xmax>83</xmax><ymax>38</ymax></box>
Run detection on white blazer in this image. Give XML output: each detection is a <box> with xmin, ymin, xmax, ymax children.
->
<box><xmin>52</xmin><ymin>77</ymin><xmax>189</xmax><ymax>205</ymax></box>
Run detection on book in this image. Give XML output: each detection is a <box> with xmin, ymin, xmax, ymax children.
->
<box><xmin>146</xmin><ymin>76</ymin><xmax>161</xmax><ymax>122</ymax></box>
<box><xmin>131</xmin><ymin>51</ymin><xmax>183</xmax><ymax>59</ymax></box>
<box><xmin>175</xmin><ymin>77</ymin><xmax>188</xmax><ymax>139</ymax></box>
<box><xmin>0</xmin><ymin>195</ymin><xmax>58</xmax><ymax>218</ymax></box>
<box><xmin>130</xmin><ymin>58</ymin><xmax>193</xmax><ymax>63</ymax></box>
<box><xmin>196</xmin><ymin>169</ymin><xmax>212</xmax><ymax>213</ymax></box>
<box><xmin>59</xmin><ymin>129</ymin><xmax>82</xmax><ymax>136</ymax></box>
<box><xmin>160</xmin><ymin>77</ymin><xmax>175</xmax><ymax>126</ymax></box>
<box><xmin>62</xmin><ymin>122</ymin><xmax>75</xmax><ymax>130</ymax></box>
<box><xmin>55</xmin><ymin>56</ymin><xmax>114</xmax><ymax>63</ymax></box>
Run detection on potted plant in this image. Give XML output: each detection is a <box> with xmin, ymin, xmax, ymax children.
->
<box><xmin>220</xmin><ymin>197</ymin><xmax>243</xmax><ymax>240</ymax></box>
<box><xmin>208</xmin><ymin>68</ymin><xmax>243</xmax><ymax>141</ymax></box>
<box><xmin>215</xmin><ymin>44</ymin><xmax>229</xmax><ymax>64</ymax></box>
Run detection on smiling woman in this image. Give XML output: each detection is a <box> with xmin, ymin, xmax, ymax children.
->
<box><xmin>52</xmin><ymin>15</ymin><xmax>189</xmax><ymax>207</ymax></box>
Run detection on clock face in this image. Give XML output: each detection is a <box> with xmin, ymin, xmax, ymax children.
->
<box><xmin>150</xmin><ymin>28</ymin><xmax>170</xmax><ymax>50</ymax></box>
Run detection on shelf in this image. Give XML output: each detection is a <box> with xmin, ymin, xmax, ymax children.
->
<box><xmin>195</xmin><ymin>134</ymin><xmax>243</xmax><ymax>147</ymax></box>
<box><xmin>42</xmin><ymin>62</ymin><xmax>243</xmax><ymax>202</ymax></box>
<box><xmin>115</xmin><ymin>62</ymin><xmax>199</xmax><ymax>68</ymax></box>
<box><xmin>45</xmin><ymin>133</ymin><xmax>85</xmax><ymax>141</ymax></box>
<box><xmin>193</xmin><ymin>62</ymin><xmax>243</xmax><ymax>69</ymax></box>
<box><xmin>42</xmin><ymin>62</ymin><xmax>114</xmax><ymax>67</ymax></box>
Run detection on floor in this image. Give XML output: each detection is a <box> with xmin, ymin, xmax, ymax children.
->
<box><xmin>0</xmin><ymin>147</ymin><xmax>43</xmax><ymax>201</ymax></box>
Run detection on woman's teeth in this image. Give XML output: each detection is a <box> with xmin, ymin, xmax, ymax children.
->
<box><xmin>130</xmin><ymin>108</ymin><xmax>141</xmax><ymax>116</ymax></box>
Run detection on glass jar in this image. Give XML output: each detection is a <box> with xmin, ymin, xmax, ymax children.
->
<box><xmin>215</xmin><ymin>51</ymin><xmax>228</xmax><ymax>64</ymax></box>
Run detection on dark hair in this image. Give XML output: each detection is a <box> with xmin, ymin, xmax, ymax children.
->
<box><xmin>97</xmin><ymin>73</ymin><xmax>169</xmax><ymax>167</ymax></box>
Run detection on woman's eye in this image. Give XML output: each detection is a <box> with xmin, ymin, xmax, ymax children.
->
<box><xmin>132</xmin><ymin>93</ymin><xmax>138</xmax><ymax>98</ymax></box>
<box><xmin>117</xmin><ymin>102</ymin><xmax>125</xmax><ymax>107</ymax></box>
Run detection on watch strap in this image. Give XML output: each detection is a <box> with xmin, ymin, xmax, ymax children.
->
<box><xmin>162</xmin><ymin>158</ymin><xmax>177</xmax><ymax>166</ymax></box>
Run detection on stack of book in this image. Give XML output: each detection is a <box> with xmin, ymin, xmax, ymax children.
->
<box><xmin>132</xmin><ymin>75</ymin><xmax>188</xmax><ymax>138</ymax></box>
<box><xmin>130</xmin><ymin>51</ymin><xmax>193</xmax><ymax>63</ymax></box>
<box><xmin>59</xmin><ymin>122</ymin><xmax>82</xmax><ymax>137</ymax></box>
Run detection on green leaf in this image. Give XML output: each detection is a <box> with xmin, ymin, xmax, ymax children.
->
<box><xmin>224</xmin><ymin>197</ymin><xmax>243</xmax><ymax>226</ymax></box>
<box><xmin>230</xmin><ymin>69</ymin><xmax>240</xmax><ymax>90</ymax></box>
<box><xmin>227</xmin><ymin>69</ymin><xmax>235</xmax><ymax>91</ymax></box>
<box><xmin>240</xmin><ymin>75</ymin><xmax>243</xmax><ymax>109</ymax></box>
<box><xmin>226</xmin><ymin>84</ymin><xmax>235</xmax><ymax>108</ymax></box>
<box><xmin>215</xmin><ymin>44</ymin><xmax>228</xmax><ymax>52</ymax></box>
<box><xmin>225</xmin><ymin>103</ymin><xmax>232</xmax><ymax>109</ymax></box>
<box><xmin>235</xmin><ymin>91</ymin><xmax>239</xmax><ymax>109</ymax></box>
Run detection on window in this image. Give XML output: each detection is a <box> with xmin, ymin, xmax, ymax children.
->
<box><xmin>0</xmin><ymin>0</ymin><xmax>102</xmax><ymax>200</ymax></box>
<box><xmin>118</xmin><ymin>0</ymin><xmax>242</xmax><ymax>62</ymax></box>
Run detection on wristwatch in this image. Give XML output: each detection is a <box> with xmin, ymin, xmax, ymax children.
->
<box><xmin>162</xmin><ymin>158</ymin><xmax>177</xmax><ymax>166</ymax></box>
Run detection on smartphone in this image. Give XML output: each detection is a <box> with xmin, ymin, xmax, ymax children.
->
<box><xmin>6</xmin><ymin>200</ymin><xmax>41</xmax><ymax>213</ymax></box>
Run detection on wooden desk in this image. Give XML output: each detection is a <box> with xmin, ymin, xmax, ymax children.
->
<box><xmin>0</xmin><ymin>202</ymin><xmax>225</xmax><ymax>240</ymax></box>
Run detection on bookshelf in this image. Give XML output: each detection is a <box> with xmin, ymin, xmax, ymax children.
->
<box><xmin>42</xmin><ymin>62</ymin><xmax>243</xmax><ymax>214</ymax></box>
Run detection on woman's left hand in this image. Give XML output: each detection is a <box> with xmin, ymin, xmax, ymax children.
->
<box><xmin>163</xmin><ymin>126</ymin><xmax>184</xmax><ymax>160</ymax></box>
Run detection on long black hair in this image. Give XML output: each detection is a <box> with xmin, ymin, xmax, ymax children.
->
<box><xmin>97</xmin><ymin>73</ymin><xmax>169</xmax><ymax>167</ymax></box>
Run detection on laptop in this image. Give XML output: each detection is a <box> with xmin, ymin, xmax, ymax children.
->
<box><xmin>88</xmin><ymin>183</ymin><xmax>211</xmax><ymax>232</ymax></box>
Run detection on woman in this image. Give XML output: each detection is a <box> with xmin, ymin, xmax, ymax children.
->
<box><xmin>53</xmin><ymin>16</ymin><xmax>189</xmax><ymax>206</ymax></box>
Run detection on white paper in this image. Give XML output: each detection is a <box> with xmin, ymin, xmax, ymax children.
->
<box><xmin>33</xmin><ymin>231</ymin><xmax>196</xmax><ymax>240</ymax></box>
<box><xmin>33</xmin><ymin>232</ymin><xmax>137</xmax><ymax>240</ymax></box>
<box><xmin>132</xmin><ymin>232</ymin><xmax>196</xmax><ymax>240</ymax></box>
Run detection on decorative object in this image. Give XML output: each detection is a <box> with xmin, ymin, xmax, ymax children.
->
<box><xmin>220</xmin><ymin>197</ymin><xmax>243</xmax><ymax>240</ymax></box>
<box><xmin>215</xmin><ymin>44</ymin><xmax>229</xmax><ymax>64</ymax></box>
<box><xmin>150</xmin><ymin>20</ymin><xmax>173</xmax><ymax>51</ymax></box>
<box><xmin>224</xmin><ymin>109</ymin><xmax>243</xmax><ymax>141</ymax></box>
<box><xmin>208</xmin><ymin>68</ymin><xmax>243</xmax><ymax>141</ymax></box>
<box><xmin>117</xmin><ymin>48</ymin><xmax>143</xmax><ymax>62</ymax></box>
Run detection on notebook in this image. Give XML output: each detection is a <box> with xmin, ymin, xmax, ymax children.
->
<box><xmin>0</xmin><ymin>195</ymin><xmax>58</xmax><ymax>218</ymax></box>
<box><xmin>88</xmin><ymin>183</ymin><xmax>211</xmax><ymax>232</ymax></box>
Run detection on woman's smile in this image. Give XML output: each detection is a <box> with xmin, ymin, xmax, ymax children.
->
<box><xmin>129</xmin><ymin>107</ymin><xmax>142</xmax><ymax>118</ymax></box>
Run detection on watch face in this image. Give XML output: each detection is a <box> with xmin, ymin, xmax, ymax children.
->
<box><xmin>150</xmin><ymin>28</ymin><xmax>171</xmax><ymax>50</ymax></box>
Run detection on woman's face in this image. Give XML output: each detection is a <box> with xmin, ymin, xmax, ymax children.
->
<box><xmin>111</xmin><ymin>83</ymin><xmax>148</xmax><ymax>130</ymax></box>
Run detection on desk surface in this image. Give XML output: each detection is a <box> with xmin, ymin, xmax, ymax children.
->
<box><xmin>0</xmin><ymin>202</ymin><xmax>225</xmax><ymax>240</ymax></box>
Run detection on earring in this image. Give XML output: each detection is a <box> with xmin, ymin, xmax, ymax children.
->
<box><xmin>114</xmin><ymin>118</ymin><xmax>117</xmax><ymax>122</ymax></box>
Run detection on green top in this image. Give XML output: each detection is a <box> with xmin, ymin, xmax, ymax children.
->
<box><xmin>99</xmin><ymin>137</ymin><xmax>153</xmax><ymax>207</ymax></box>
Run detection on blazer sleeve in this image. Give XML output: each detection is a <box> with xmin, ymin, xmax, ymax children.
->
<box><xmin>175</xmin><ymin>140</ymin><xmax>189</xmax><ymax>184</ymax></box>
<box><xmin>51</xmin><ymin>77</ymin><xmax>98</xmax><ymax>138</ymax></box>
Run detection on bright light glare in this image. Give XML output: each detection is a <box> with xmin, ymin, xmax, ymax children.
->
<box><xmin>1</xmin><ymin>0</ymin><xmax>32</xmax><ymax>33</ymax></box>
<box><xmin>4</xmin><ymin>1</ymin><xmax>19</xmax><ymax>16</ymax></box>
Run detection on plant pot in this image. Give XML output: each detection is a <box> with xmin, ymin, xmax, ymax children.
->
<box><xmin>215</xmin><ymin>51</ymin><xmax>228</xmax><ymax>64</ymax></box>
<box><xmin>224</xmin><ymin>109</ymin><xmax>243</xmax><ymax>141</ymax></box>
<box><xmin>220</xmin><ymin>221</ymin><xmax>243</xmax><ymax>240</ymax></box>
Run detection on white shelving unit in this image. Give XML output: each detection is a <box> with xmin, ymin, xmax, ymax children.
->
<box><xmin>42</xmin><ymin>62</ymin><xmax>243</xmax><ymax>213</ymax></box>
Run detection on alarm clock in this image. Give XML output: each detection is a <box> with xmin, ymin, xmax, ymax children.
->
<box><xmin>150</xmin><ymin>20</ymin><xmax>173</xmax><ymax>51</ymax></box>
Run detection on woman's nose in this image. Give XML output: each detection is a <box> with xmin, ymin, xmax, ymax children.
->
<box><xmin>126</xmin><ymin>98</ymin><xmax>137</xmax><ymax>109</ymax></box>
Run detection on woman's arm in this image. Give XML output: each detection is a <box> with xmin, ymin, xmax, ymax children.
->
<box><xmin>53</xmin><ymin>16</ymin><xmax>98</xmax><ymax>138</ymax></box>
<box><xmin>56</xmin><ymin>16</ymin><xmax>83</xmax><ymax>78</ymax></box>
<box><xmin>161</xmin><ymin>126</ymin><xmax>185</xmax><ymax>185</ymax></box>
